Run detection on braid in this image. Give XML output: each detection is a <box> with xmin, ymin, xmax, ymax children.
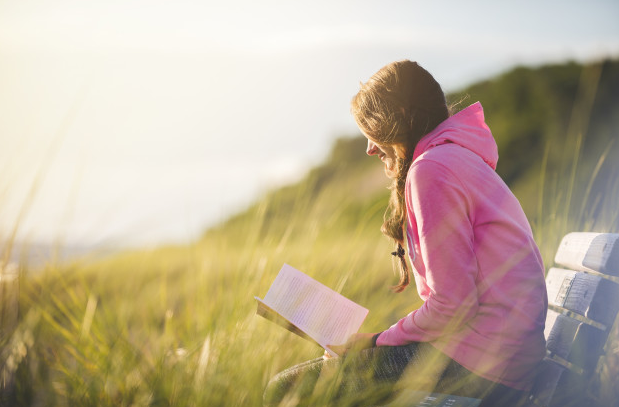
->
<box><xmin>383</xmin><ymin>155</ymin><xmax>413</xmax><ymax>292</ymax></box>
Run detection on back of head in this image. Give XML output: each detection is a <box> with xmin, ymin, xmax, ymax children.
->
<box><xmin>351</xmin><ymin>60</ymin><xmax>449</xmax><ymax>152</ymax></box>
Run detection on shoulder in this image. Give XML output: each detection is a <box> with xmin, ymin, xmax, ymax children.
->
<box><xmin>409</xmin><ymin>146</ymin><xmax>464</xmax><ymax>183</ymax></box>
<box><xmin>407</xmin><ymin>154</ymin><xmax>469</xmax><ymax>201</ymax></box>
<box><xmin>406</xmin><ymin>145</ymin><xmax>478</xmax><ymax>209</ymax></box>
<box><xmin>410</xmin><ymin>143</ymin><xmax>495</xmax><ymax>186</ymax></box>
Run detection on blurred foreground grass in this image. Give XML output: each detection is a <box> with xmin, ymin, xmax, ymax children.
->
<box><xmin>4</xmin><ymin>135</ymin><xmax>619</xmax><ymax>406</ymax></box>
<box><xmin>4</xmin><ymin>150</ymin><xmax>421</xmax><ymax>406</ymax></box>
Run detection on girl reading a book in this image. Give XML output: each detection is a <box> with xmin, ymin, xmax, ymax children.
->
<box><xmin>264</xmin><ymin>60</ymin><xmax>547</xmax><ymax>407</ymax></box>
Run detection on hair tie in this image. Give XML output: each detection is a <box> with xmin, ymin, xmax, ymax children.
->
<box><xmin>391</xmin><ymin>245</ymin><xmax>406</xmax><ymax>258</ymax></box>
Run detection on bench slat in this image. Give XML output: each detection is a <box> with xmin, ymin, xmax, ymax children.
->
<box><xmin>545</xmin><ymin>268</ymin><xmax>619</xmax><ymax>326</ymax></box>
<box><xmin>537</xmin><ymin>313</ymin><xmax>609</xmax><ymax>407</ymax></box>
<box><xmin>544</xmin><ymin>268</ymin><xmax>619</xmax><ymax>369</ymax></box>
<box><xmin>547</xmin><ymin>304</ymin><xmax>606</xmax><ymax>330</ymax></box>
<box><xmin>546</xmin><ymin>268</ymin><xmax>600</xmax><ymax>316</ymax></box>
<box><xmin>535</xmin><ymin>233</ymin><xmax>619</xmax><ymax>407</ymax></box>
<box><xmin>554</xmin><ymin>232</ymin><xmax>619</xmax><ymax>276</ymax></box>
<box><xmin>545</xmin><ymin>312</ymin><xmax>580</xmax><ymax>358</ymax></box>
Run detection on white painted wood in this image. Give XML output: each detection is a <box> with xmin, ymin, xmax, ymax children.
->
<box><xmin>554</xmin><ymin>232</ymin><xmax>619</xmax><ymax>276</ymax></box>
<box><xmin>533</xmin><ymin>233</ymin><xmax>619</xmax><ymax>407</ymax></box>
<box><xmin>545</xmin><ymin>268</ymin><xmax>601</xmax><ymax>315</ymax></box>
<box><xmin>545</xmin><ymin>312</ymin><xmax>580</xmax><ymax>358</ymax></box>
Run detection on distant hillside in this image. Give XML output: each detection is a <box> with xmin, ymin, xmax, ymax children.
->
<box><xmin>207</xmin><ymin>59</ymin><xmax>619</xmax><ymax>249</ymax></box>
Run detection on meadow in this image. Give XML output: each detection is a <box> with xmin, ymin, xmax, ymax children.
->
<box><xmin>2</xmin><ymin>60</ymin><xmax>619</xmax><ymax>406</ymax></box>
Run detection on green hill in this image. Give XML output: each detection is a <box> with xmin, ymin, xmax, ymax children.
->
<box><xmin>212</xmin><ymin>58</ymin><xmax>619</xmax><ymax>262</ymax></box>
<box><xmin>7</xmin><ymin>59</ymin><xmax>619</xmax><ymax>406</ymax></box>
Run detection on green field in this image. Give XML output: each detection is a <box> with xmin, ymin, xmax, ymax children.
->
<box><xmin>2</xmin><ymin>59</ymin><xmax>619</xmax><ymax>406</ymax></box>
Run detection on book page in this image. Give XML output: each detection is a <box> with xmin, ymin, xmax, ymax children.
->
<box><xmin>258</xmin><ymin>264</ymin><xmax>368</xmax><ymax>353</ymax></box>
<box><xmin>254</xmin><ymin>297</ymin><xmax>320</xmax><ymax>346</ymax></box>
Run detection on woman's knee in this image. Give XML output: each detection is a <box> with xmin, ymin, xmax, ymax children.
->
<box><xmin>263</xmin><ymin>358</ymin><xmax>326</xmax><ymax>406</ymax></box>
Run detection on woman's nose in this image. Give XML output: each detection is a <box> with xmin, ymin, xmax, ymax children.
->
<box><xmin>366</xmin><ymin>140</ymin><xmax>379</xmax><ymax>156</ymax></box>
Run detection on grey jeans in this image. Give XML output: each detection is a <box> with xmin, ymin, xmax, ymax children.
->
<box><xmin>263</xmin><ymin>342</ymin><xmax>527</xmax><ymax>407</ymax></box>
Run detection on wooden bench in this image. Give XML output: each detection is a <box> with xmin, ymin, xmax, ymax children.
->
<box><xmin>528</xmin><ymin>232</ymin><xmax>619</xmax><ymax>407</ymax></box>
<box><xmin>384</xmin><ymin>232</ymin><xmax>619</xmax><ymax>407</ymax></box>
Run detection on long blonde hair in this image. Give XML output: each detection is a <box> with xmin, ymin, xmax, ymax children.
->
<box><xmin>351</xmin><ymin>60</ymin><xmax>449</xmax><ymax>292</ymax></box>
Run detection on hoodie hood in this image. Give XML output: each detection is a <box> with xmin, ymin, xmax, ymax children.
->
<box><xmin>412</xmin><ymin>102</ymin><xmax>498</xmax><ymax>170</ymax></box>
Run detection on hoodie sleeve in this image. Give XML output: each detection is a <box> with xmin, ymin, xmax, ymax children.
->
<box><xmin>377</xmin><ymin>159</ymin><xmax>479</xmax><ymax>346</ymax></box>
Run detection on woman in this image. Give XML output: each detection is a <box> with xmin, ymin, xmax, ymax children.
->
<box><xmin>264</xmin><ymin>60</ymin><xmax>547</xmax><ymax>407</ymax></box>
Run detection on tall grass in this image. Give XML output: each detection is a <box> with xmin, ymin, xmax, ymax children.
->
<box><xmin>2</xmin><ymin>62</ymin><xmax>619</xmax><ymax>406</ymax></box>
<box><xmin>3</xmin><ymin>135</ymin><xmax>617</xmax><ymax>406</ymax></box>
<box><xmin>3</xmin><ymin>161</ymin><xmax>416</xmax><ymax>406</ymax></box>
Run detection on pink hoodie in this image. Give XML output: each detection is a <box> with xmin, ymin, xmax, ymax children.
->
<box><xmin>376</xmin><ymin>102</ymin><xmax>548</xmax><ymax>391</ymax></box>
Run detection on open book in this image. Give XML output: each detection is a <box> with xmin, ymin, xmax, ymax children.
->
<box><xmin>255</xmin><ymin>264</ymin><xmax>369</xmax><ymax>357</ymax></box>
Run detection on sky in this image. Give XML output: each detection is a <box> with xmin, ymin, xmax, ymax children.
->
<box><xmin>0</xmin><ymin>0</ymin><xmax>618</xmax><ymax>255</ymax></box>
